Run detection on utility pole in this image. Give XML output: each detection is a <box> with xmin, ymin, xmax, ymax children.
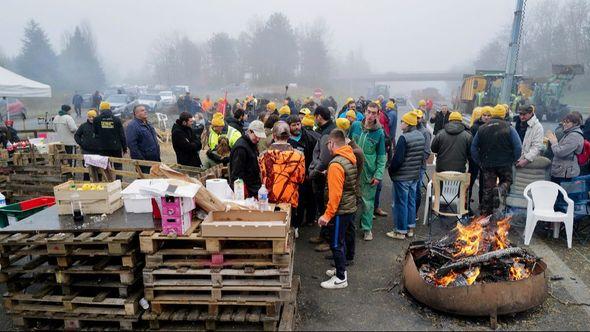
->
<box><xmin>499</xmin><ymin>0</ymin><xmax>525</xmax><ymax>104</ymax></box>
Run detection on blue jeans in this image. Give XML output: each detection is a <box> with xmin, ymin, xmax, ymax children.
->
<box><xmin>330</xmin><ymin>214</ymin><xmax>354</xmax><ymax>280</ymax></box>
<box><xmin>392</xmin><ymin>180</ymin><xmax>418</xmax><ymax>234</ymax></box>
<box><xmin>374</xmin><ymin>181</ymin><xmax>382</xmax><ymax>209</ymax></box>
<box><xmin>415</xmin><ymin>167</ymin><xmax>425</xmax><ymax>216</ymax></box>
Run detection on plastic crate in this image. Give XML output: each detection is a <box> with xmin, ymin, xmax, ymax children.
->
<box><xmin>0</xmin><ymin>196</ymin><xmax>56</xmax><ymax>228</ymax></box>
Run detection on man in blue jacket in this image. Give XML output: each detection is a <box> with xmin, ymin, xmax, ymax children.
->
<box><xmin>126</xmin><ymin>105</ymin><xmax>161</xmax><ymax>172</ymax></box>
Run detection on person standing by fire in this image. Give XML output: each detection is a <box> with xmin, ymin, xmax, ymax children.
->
<box><xmin>471</xmin><ymin>105</ymin><xmax>522</xmax><ymax>215</ymax></box>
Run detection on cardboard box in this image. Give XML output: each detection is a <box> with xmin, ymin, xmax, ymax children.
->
<box><xmin>201</xmin><ymin>210</ymin><xmax>289</xmax><ymax>238</ymax></box>
<box><xmin>53</xmin><ymin>180</ymin><xmax>123</xmax><ymax>215</ymax></box>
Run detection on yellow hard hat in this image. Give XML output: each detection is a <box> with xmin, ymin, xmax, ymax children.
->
<box><xmin>418</xmin><ymin>100</ymin><xmax>426</xmax><ymax>107</ymax></box>
<box><xmin>336</xmin><ymin>118</ymin><xmax>351</xmax><ymax>131</ymax></box>
<box><xmin>279</xmin><ymin>105</ymin><xmax>291</xmax><ymax>115</ymax></box>
<box><xmin>386</xmin><ymin>101</ymin><xmax>395</xmax><ymax>109</ymax></box>
<box><xmin>402</xmin><ymin>112</ymin><xmax>418</xmax><ymax>126</ymax></box>
<box><xmin>491</xmin><ymin>104</ymin><xmax>506</xmax><ymax>118</ymax></box>
<box><xmin>302</xmin><ymin>114</ymin><xmax>315</xmax><ymax>127</ymax></box>
<box><xmin>266</xmin><ymin>102</ymin><xmax>277</xmax><ymax>111</ymax></box>
<box><xmin>99</xmin><ymin>101</ymin><xmax>110</xmax><ymax>111</ymax></box>
<box><xmin>449</xmin><ymin>111</ymin><xmax>462</xmax><ymax>122</ymax></box>
<box><xmin>345</xmin><ymin>110</ymin><xmax>357</xmax><ymax>119</ymax></box>
<box><xmin>87</xmin><ymin>110</ymin><xmax>97</xmax><ymax>118</ymax></box>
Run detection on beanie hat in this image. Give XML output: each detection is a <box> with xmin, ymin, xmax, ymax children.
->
<box><xmin>402</xmin><ymin>112</ymin><xmax>418</xmax><ymax>126</ymax></box>
<box><xmin>336</xmin><ymin>118</ymin><xmax>351</xmax><ymax>131</ymax></box>
<box><xmin>491</xmin><ymin>104</ymin><xmax>506</xmax><ymax>118</ymax></box>
<box><xmin>345</xmin><ymin>110</ymin><xmax>357</xmax><ymax>119</ymax></box>
<box><xmin>279</xmin><ymin>105</ymin><xmax>291</xmax><ymax>115</ymax></box>
<box><xmin>266</xmin><ymin>102</ymin><xmax>277</xmax><ymax>111</ymax></box>
<box><xmin>481</xmin><ymin>106</ymin><xmax>493</xmax><ymax>116</ymax></box>
<box><xmin>87</xmin><ymin>110</ymin><xmax>97</xmax><ymax>118</ymax></box>
<box><xmin>449</xmin><ymin>111</ymin><xmax>462</xmax><ymax>122</ymax></box>
<box><xmin>61</xmin><ymin>104</ymin><xmax>71</xmax><ymax>112</ymax></box>
<box><xmin>412</xmin><ymin>109</ymin><xmax>424</xmax><ymax>118</ymax></box>
<box><xmin>99</xmin><ymin>101</ymin><xmax>111</xmax><ymax>111</ymax></box>
<box><xmin>418</xmin><ymin>100</ymin><xmax>426</xmax><ymax>107</ymax></box>
<box><xmin>386</xmin><ymin>101</ymin><xmax>395</xmax><ymax>109</ymax></box>
<box><xmin>299</xmin><ymin>108</ymin><xmax>311</xmax><ymax>116</ymax></box>
<box><xmin>211</xmin><ymin>113</ymin><xmax>225</xmax><ymax>127</ymax></box>
<box><xmin>302</xmin><ymin>114</ymin><xmax>315</xmax><ymax>127</ymax></box>
<box><xmin>345</xmin><ymin>97</ymin><xmax>355</xmax><ymax>105</ymax></box>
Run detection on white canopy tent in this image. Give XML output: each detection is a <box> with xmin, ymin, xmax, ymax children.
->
<box><xmin>0</xmin><ymin>66</ymin><xmax>52</xmax><ymax>98</ymax></box>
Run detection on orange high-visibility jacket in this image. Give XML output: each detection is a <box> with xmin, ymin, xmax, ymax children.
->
<box><xmin>259</xmin><ymin>144</ymin><xmax>305</xmax><ymax>207</ymax></box>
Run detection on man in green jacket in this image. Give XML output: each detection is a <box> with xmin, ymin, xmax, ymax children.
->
<box><xmin>348</xmin><ymin>102</ymin><xmax>387</xmax><ymax>241</ymax></box>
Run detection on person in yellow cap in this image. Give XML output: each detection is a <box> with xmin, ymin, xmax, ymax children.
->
<box><xmin>301</xmin><ymin>113</ymin><xmax>315</xmax><ymax>130</ymax></box>
<box><xmin>93</xmin><ymin>101</ymin><xmax>127</xmax><ymax>167</ymax></box>
<box><xmin>409</xmin><ymin>108</ymin><xmax>431</xmax><ymax>222</ymax></box>
<box><xmin>431</xmin><ymin>111</ymin><xmax>472</xmax><ymax>174</ymax></box>
<box><xmin>75</xmin><ymin>109</ymin><xmax>100</xmax><ymax>158</ymax></box>
<box><xmin>345</xmin><ymin>110</ymin><xmax>357</xmax><ymax>123</ymax></box>
<box><xmin>279</xmin><ymin>105</ymin><xmax>291</xmax><ymax>120</ymax></box>
<box><xmin>471</xmin><ymin>102</ymin><xmax>522</xmax><ymax>215</ymax></box>
<box><xmin>208</xmin><ymin>112</ymin><xmax>241</xmax><ymax>151</ymax></box>
<box><xmin>336</xmin><ymin>118</ymin><xmax>351</xmax><ymax>131</ymax></box>
<box><xmin>266</xmin><ymin>101</ymin><xmax>277</xmax><ymax>114</ymax></box>
<box><xmin>338</xmin><ymin>98</ymin><xmax>364</xmax><ymax>121</ymax></box>
<box><xmin>467</xmin><ymin>106</ymin><xmax>491</xmax><ymax>212</ymax></box>
<box><xmin>386</xmin><ymin>111</ymin><xmax>425</xmax><ymax>240</ymax></box>
<box><xmin>418</xmin><ymin>99</ymin><xmax>427</xmax><ymax>111</ymax></box>
<box><xmin>298</xmin><ymin>108</ymin><xmax>311</xmax><ymax>121</ymax></box>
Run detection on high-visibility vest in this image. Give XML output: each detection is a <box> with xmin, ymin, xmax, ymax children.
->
<box><xmin>208</xmin><ymin>126</ymin><xmax>241</xmax><ymax>150</ymax></box>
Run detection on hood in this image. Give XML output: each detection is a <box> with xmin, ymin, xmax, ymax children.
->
<box><xmin>362</xmin><ymin>118</ymin><xmax>382</xmax><ymax>131</ymax></box>
<box><xmin>333</xmin><ymin>145</ymin><xmax>356</xmax><ymax>165</ymax></box>
<box><xmin>58</xmin><ymin>110</ymin><xmax>67</xmax><ymax>116</ymax></box>
<box><xmin>444</xmin><ymin>121</ymin><xmax>465</xmax><ymax>135</ymax></box>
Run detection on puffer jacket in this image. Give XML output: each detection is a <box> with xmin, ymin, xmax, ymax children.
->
<box><xmin>229</xmin><ymin>135</ymin><xmax>261</xmax><ymax>197</ymax></box>
<box><xmin>551</xmin><ymin>125</ymin><xmax>584</xmax><ymax>179</ymax></box>
<box><xmin>171</xmin><ymin>122</ymin><xmax>201</xmax><ymax>167</ymax></box>
<box><xmin>259</xmin><ymin>143</ymin><xmax>305</xmax><ymax>207</ymax></box>
<box><xmin>520</xmin><ymin>115</ymin><xmax>544</xmax><ymax>162</ymax></box>
<box><xmin>431</xmin><ymin>121</ymin><xmax>472</xmax><ymax>172</ymax></box>
<box><xmin>125</xmin><ymin>118</ymin><xmax>161</xmax><ymax>162</ymax></box>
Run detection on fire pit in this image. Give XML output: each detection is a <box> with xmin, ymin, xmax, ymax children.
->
<box><xmin>402</xmin><ymin>216</ymin><xmax>548</xmax><ymax>325</ymax></box>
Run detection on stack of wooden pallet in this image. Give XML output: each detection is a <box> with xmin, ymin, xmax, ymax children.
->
<box><xmin>0</xmin><ymin>230</ymin><xmax>144</xmax><ymax>330</ymax></box>
<box><xmin>139</xmin><ymin>209</ymin><xmax>298</xmax><ymax>331</ymax></box>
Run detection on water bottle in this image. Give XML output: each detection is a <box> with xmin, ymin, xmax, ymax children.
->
<box><xmin>0</xmin><ymin>192</ymin><xmax>5</xmax><ymax>207</ymax></box>
<box><xmin>258</xmin><ymin>184</ymin><xmax>269</xmax><ymax>211</ymax></box>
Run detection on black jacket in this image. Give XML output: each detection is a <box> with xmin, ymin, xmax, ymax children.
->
<box><xmin>430</xmin><ymin>111</ymin><xmax>450</xmax><ymax>135</ymax></box>
<box><xmin>191</xmin><ymin>122</ymin><xmax>204</xmax><ymax>152</ymax></box>
<box><xmin>93</xmin><ymin>110</ymin><xmax>126</xmax><ymax>153</ymax></box>
<box><xmin>171</xmin><ymin>122</ymin><xmax>201</xmax><ymax>167</ymax></box>
<box><xmin>226</xmin><ymin>116</ymin><xmax>245</xmax><ymax>135</ymax></box>
<box><xmin>431</xmin><ymin>122</ymin><xmax>472</xmax><ymax>172</ymax></box>
<box><xmin>289</xmin><ymin>128</ymin><xmax>319</xmax><ymax>171</ymax></box>
<box><xmin>75</xmin><ymin>121</ymin><xmax>99</xmax><ymax>154</ymax></box>
<box><xmin>229</xmin><ymin>135</ymin><xmax>261</xmax><ymax>197</ymax></box>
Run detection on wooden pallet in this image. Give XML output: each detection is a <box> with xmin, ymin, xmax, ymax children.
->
<box><xmin>11</xmin><ymin>311</ymin><xmax>141</xmax><ymax>331</ymax></box>
<box><xmin>3</xmin><ymin>284</ymin><xmax>143</xmax><ymax>317</ymax></box>
<box><xmin>55</xmin><ymin>260</ymin><xmax>142</xmax><ymax>285</ymax></box>
<box><xmin>0</xmin><ymin>231</ymin><xmax>138</xmax><ymax>256</ymax></box>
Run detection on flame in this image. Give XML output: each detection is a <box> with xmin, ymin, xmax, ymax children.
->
<box><xmin>494</xmin><ymin>217</ymin><xmax>511</xmax><ymax>250</ymax></box>
<box><xmin>435</xmin><ymin>271</ymin><xmax>458</xmax><ymax>287</ymax></box>
<box><xmin>509</xmin><ymin>259</ymin><xmax>531</xmax><ymax>281</ymax></box>
<box><xmin>452</xmin><ymin>222</ymin><xmax>484</xmax><ymax>258</ymax></box>
<box><xmin>465</xmin><ymin>267</ymin><xmax>480</xmax><ymax>285</ymax></box>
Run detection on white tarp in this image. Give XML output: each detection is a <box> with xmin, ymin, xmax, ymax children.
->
<box><xmin>0</xmin><ymin>66</ymin><xmax>52</xmax><ymax>98</ymax></box>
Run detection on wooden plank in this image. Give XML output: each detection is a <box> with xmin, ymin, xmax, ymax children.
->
<box><xmin>73</xmin><ymin>232</ymin><xmax>93</xmax><ymax>242</ymax></box>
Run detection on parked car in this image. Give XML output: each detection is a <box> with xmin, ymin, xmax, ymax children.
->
<box><xmin>136</xmin><ymin>94</ymin><xmax>162</xmax><ymax>112</ymax></box>
<box><xmin>106</xmin><ymin>94</ymin><xmax>132</xmax><ymax>111</ymax></box>
<box><xmin>158</xmin><ymin>91</ymin><xmax>176</xmax><ymax>105</ymax></box>
<box><xmin>0</xmin><ymin>98</ymin><xmax>27</xmax><ymax>120</ymax></box>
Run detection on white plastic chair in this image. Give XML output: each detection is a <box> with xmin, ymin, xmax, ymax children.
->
<box><xmin>523</xmin><ymin>181</ymin><xmax>574</xmax><ymax>249</ymax></box>
<box><xmin>423</xmin><ymin>171</ymin><xmax>470</xmax><ymax>225</ymax></box>
<box><xmin>155</xmin><ymin>112</ymin><xmax>168</xmax><ymax>131</ymax></box>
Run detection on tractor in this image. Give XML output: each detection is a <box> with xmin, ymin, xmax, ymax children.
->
<box><xmin>530</xmin><ymin>64</ymin><xmax>584</xmax><ymax>122</ymax></box>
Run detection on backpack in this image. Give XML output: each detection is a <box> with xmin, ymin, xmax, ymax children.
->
<box><xmin>571</xmin><ymin>131</ymin><xmax>590</xmax><ymax>166</ymax></box>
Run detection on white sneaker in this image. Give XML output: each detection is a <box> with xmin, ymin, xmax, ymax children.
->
<box><xmin>363</xmin><ymin>230</ymin><xmax>373</xmax><ymax>241</ymax></box>
<box><xmin>320</xmin><ymin>275</ymin><xmax>348</xmax><ymax>289</ymax></box>
<box><xmin>294</xmin><ymin>228</ymin><xmax>299</xmax><ymax>239</ymax></box>
<box><xmin>326</xmin><ymin>269</ymin><xmax>348</xmax><ymax>278</ymax></box>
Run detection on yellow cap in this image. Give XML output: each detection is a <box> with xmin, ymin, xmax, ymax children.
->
<box><xmin>418</xmin><ymin>100</ymin><xmax>426</xmax><ymax>107</ymax></box>
<box><xmin>386</xmin><ymin>101</ymin><xmax>395</xmax><ymax>109</ymax></box>
<box><xmin>491</xmin><ymin>104</ymin><xmax>506</xmax><ymax>118</ymax></box>
<box><xmin>345</xmin><ymin>110</ymin><xmax>357</xmax><ymax>119</ymax></box>
<box><xmin>211</xmin><ymin>115</ymin><xmax>225</xmax><ymax>127</ymax></box>
<box><xmin>449</xmin><ymin>111</ymin><xmax>462</xmax><ymax>122</ymax></box>
<box><xmin>336</xmin><ymin>118</ymin><xmax>351</xmax><ymax>131</ymax></box>
<box><xmin>299</xmin><ymin>108</ymin><xmax>311</xmax><ymax>116</ymax></box>
<box><xmin>279</xmin><ymin>105</ymin><xmax>291</xmax><ymax>115</ymax></box>
<box><xmin>99</xmin><ymin>101</ymin><xmax>110</xmax><ymax>111</ymax></box>
<box><xmin>266</xmin><ymin>102</ymin><xmax>276</xmax><ymax>111</ymax></box>
<box><xmin>212</xmin><ymin>112</ymin><xmax>224</xmax><ymax>119</ymax></box>
<box><xmin>412</xmin><ymin>109</ymin><xmax>424</xmax><ymax>118</ymax></box>
<box><xmin>502</xmin><ymin>104</ymin><xmax>510</xmax><ymax>112</ymax></box>
<box><xmin>345</xmin><ymin>97</ymin><xmax>355</xmax><ymax>105</ymax></box>
<box><xmin>87</xmin><ymin>110</ymin><xmax>97</xmax><ymax>118</ymax></box>
<box><xmin>481</xmin><ymin>106</ymin><xmax>493</xmax><ymax>116</ymax></box>
<box><xmin>302</xmin><ymin>114</ymin><xmax>315</xmax><ymax>127</ymax></box>
<box><xmin>402</xmin><ymin>112</ymin><xmax>418</xmax><ymax>126</ymax></box>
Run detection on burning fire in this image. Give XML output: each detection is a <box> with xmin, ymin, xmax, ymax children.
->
<box><xmin>509</xmin><ymin>259</ymin><xmax>531</xmax><ymax>281</ymax></box>
<box><xmin>452</xmin><ymin>222</ymin><xmax>484</xmax><ymax>258</ymax></box>
<box><xmin>435</xmin><ymin>271</ymin><xmax>458</xmax><ymax>287</ymax></box>
<box><xmin>494</xmin><ymin>217</ymin><xmax>511</xmax><ymax>250</ymax></box>
<box><xmin>465</xmin><ymin>267</ymin><xmax>480</xmax><ymax>285</ymax></box>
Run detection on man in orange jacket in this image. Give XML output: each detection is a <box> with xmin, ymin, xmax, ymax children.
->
<box><xmin>318</xmin><ymin>129</ymin><xmax>358</xmax><ymax>289</ymax></box>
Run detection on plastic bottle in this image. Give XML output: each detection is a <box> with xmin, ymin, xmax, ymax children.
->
<box><xmin>234</xmin><ymin>179</ymin><xmax>245</xmax><ymax>201</ymax></box>
<box><xmin>0</xmin><ymin>192</ymin><xmax>5</xmax><ymax>207</ymax></box>
<box><xmin>258</xmin><ymin>184</ymin><xmax>269</xmax><ymax>211</ymax></box>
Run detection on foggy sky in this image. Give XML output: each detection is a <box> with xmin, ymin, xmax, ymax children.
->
<box><xmin>2</xmin><ymin>0</ymin><xmax>518</xmax><ymax>80</ymax></box>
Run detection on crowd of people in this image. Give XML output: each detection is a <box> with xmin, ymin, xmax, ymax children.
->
<box><xmin>9</xmin><ymin>91</ymin><xmax>590</xmax><ymax>290</ymax></box>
